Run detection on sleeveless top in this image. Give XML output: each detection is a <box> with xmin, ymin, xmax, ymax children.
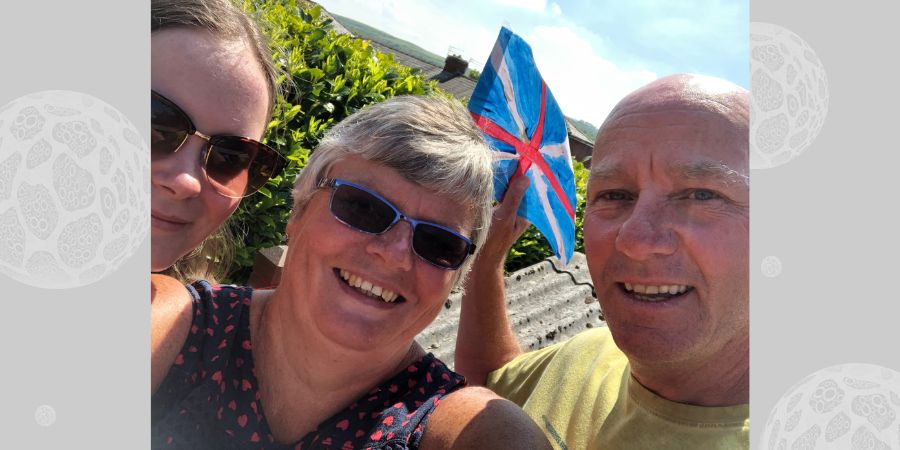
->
<box><xmin>151</xmin><ymin>281</ymin><xmax>467</xmax><ymax>450</ymax></box>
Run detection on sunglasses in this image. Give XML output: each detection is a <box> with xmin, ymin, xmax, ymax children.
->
<box><xmin>318</xmin><ymin>178</ymin><xmax>476</xmax><ymax>270</ymax></box>
<box><xmin>151</xmin><ymin>90</ymin><xmax>285</xmax><ymax>198</ymax></box>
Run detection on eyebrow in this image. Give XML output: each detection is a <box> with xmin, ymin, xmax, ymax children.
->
<box><xmin>589</xmin><ymin>163</ymin><xmax>622</xmax><ymax>182</ymax></box>
<box><xmin>676</xmin><ymin>160</ymin><xmax>749</xmax><ymax>186</ymax></box>
<box><xmin>588</xmin><ymin>160</ymin><xmax>749</xmax><ymax>186</ymax></box>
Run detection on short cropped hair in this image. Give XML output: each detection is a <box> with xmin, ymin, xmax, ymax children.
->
<box><xmin>291</xmin><ymin>95</ymin><xmax>495</xmax><ymax>288</ymax></box>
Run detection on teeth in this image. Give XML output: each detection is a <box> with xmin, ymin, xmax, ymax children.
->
<box><xmin>340</xmin><ymin>269</ymin><xmax>399</xmax><ymax>303</ymax></box>
<box><xmin>625</xmin><ymin>283</ymin><xmax>690</xmax><ymax>296</ymax></box>
<box><xmin>381</xmin><ymin>290</ymin><xmax>397</xmax><ymax>303</ymax></box>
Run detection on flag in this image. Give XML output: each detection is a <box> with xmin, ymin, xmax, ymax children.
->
<box><xmin>468</xmin><ymin>27</ymin><xmax>577</xmax><ymax>265</ymax></box>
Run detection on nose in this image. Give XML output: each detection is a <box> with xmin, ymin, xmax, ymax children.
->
<box><xmin>614</xmin><ymin>198</ymin><xmax>677</xmax><ymax>261</ymax></box>
<box><xmin>151</xmin><ymin>136</ymin><xmax>206</xmax><ymax>200</ymax></box>
<box><xmin>365</xmin><ymin>219</ymin><xmax>415</xmax><ymax>272</ymax></box>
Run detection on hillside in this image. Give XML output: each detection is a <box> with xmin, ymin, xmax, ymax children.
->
<box><xmin>569</xmin><ymin>118</ymin><xmax>598</xmax><ymax>141</ymax></box>
<box><xmin>331</xmin><ymin>13</ymin><xmax>446</xmax><ymax>67</ymax></box>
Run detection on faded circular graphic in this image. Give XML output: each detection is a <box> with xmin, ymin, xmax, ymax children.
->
<box><xmin>34</xmin><ymin>404</ymin><xmax>56</xmax><ymax>427</ymax></box>
<box><xmin>760</xmin><ymin>363</ymin><xmax>900</xmax><ymax>449</ymax></box>
<box><xmin>750</xmin><ymin>22</ymin><xmax>829</xmax><ymax>169</ymax></box>
<box><xmin>0</xmin><ymin>91</ymin><xmax>148</xmax><ymax>288</ymax></box>
<box><xmin>761</xmin><ymin>256</ymin><xmax>783</xmax><ymax>278</ymax></box>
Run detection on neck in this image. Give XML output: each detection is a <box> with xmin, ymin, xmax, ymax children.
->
<box><xmin>251</xmin><ymin>288</ymin><xmax>423</xmax><ymax>441</ymax></box>
<box><xmin>628</xmin><ymin>338</ymin><xmax>749</xmax><ymax>407</ymax></box>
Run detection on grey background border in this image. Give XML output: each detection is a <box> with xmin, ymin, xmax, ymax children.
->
<box><xmin>0</xmin><ymin>0</ymin><xmax>149</xmax><ymax>447</ymax></box>
<box><xmin>3</xmin><ymin>0</ymin><xmax>899</xmax><ymax>448</ymax></box>
<box><xmin>751</xmin><ymin>0</ymin><xmax>900</xmax><ymax>448</ymax></box>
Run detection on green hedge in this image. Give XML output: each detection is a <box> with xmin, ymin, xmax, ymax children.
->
<box><xmin>226</xmin><ymin>0</ymin><xmax>437</xmax><ymax>282</ymax></box>
<box><xmin>225</xmin><ymin>0</ymin><xmax>588</xmax><ymax>282</ymax></box>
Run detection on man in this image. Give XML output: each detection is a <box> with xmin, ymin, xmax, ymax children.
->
<box><xmin>455</xmin><ymin>73</ymin><xmax>749</xmax><ymax>449</ymax></box>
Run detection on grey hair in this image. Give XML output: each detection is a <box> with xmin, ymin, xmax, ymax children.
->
<box><xmin>291</xmin><ymin>95</ymin><xmax>494</xmax><ymax>289</ymax></box>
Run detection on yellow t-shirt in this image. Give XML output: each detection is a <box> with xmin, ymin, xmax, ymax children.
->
<box><xmin>486</xmin><ymin>327</ymin><xmax>749</xmax><ymax>450</ymax></box>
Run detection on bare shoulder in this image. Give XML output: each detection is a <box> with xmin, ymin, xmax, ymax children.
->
<box><xmin>150</xmin><ymin>274</ymin><xmax>194</xmax><ymax>393</ymax></box>
<box><xmin>420</xmin><ymin>386</ymin><xmax>551</xmax><ymax>450</ymax></box>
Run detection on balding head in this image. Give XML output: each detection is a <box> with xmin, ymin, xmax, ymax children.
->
<box><xmin>603</xmin><ymin>74</ymin><xmax>748</xmax><ymax>126</ymax></box>
<box><xmin>583</xmin><ymin>73</ymin><xmax>750</xmax><ymax>405</ymax></box>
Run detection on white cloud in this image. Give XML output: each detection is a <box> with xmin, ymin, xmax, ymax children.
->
<box><xmin>494</xmin><ymin>0</ymin><xmax>548</xmax><ymax>14</ymax></box>
<box><xmin>525</xmin><ymin>25</ymin><xmax>657</xmax><ymax>125</ymax></box>
<box><xmin>549</xmin><ymin>2</ymin><xmax>562</xmax><ymax>16</ymax></box>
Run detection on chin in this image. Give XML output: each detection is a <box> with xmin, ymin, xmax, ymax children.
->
<box><xmin>321</xmin><ymin>319</ymin><xmax>397</xmax><ymax>351</ymax></box>
<box><xmin>151</xmin><ymin>248</ymin><xmax>183</xmax><ymax>274</ymax></box>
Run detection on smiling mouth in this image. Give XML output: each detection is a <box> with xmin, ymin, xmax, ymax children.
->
<box><xmin>619</xmin><ymin>283</ymin><xmax>693</xmax><ymax>302</ymax></box>
<box><xmin>151</xmin><ymin>212</ymin><xmax>189</xmax><ymax>225</ymax></box>
<box><xmin>336</xmin><ymin>269</ymin><xmax>404</xmax><ymax>303</ymax></box>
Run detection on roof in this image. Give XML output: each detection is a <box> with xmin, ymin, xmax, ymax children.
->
<box><xmin>415</xmin><ymin>252</ymin><xmax>605</xmax><ymax>369</ymax></box>
<box><xmin>366</xmin><ymin>41</ymin><xmax>479</xmax><ymax>101</ymax></box>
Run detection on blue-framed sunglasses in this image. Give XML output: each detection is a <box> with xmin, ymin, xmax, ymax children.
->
<box><xmin>318</xmin><ymin>178</ymin><xmax>476</xmax><ymax>270</ymax></box>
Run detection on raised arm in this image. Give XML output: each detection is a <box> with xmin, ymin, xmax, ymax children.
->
<box><xmin>150</xmin><ymin>273</ymin><xmax>193</xmax><ymax>394</ymax></box>
<box><xmin>420</xmin><ymin>386</ymin><xmax>552</xmax><ymax>450</ymax></box>
<box><xmin>454</xmin><ymin>176</ymin><xmax>530</xmax><ymax>385</ymax></box>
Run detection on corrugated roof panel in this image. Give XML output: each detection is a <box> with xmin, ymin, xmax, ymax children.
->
<box><xmin>416</xmin><ymin>252</ymin><xmax>605</xmax><ymax>369</ymax></box>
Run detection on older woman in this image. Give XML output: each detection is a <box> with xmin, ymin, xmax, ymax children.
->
<box><xmin>151</xmin><ymin>95</ymin><xmax>551</xmax><ymax>449</ymax></box>
<box><xmin>152</xmin><ymin>0</ymin><xmax>285</xmax><ymax>282</ymax></box>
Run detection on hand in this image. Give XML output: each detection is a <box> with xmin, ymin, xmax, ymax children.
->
<box><xmin>477</xmin><ymin>176</ymin><xmax>531</xmax><ymax>267</ymax></box>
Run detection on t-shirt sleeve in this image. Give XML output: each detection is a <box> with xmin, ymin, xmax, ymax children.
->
<box><xmin>485</xmin><ymin>340</ymin><xmax>565</xmax><ymax>407</ymax></box>
<box><xmin>150</xmin><ymin>280</ymin><xmax>231</xmax><ymax>424</ymax></box>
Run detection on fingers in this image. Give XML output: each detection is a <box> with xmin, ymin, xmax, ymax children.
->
<box><xmin>478</xmin><ymin>176</ymin><xmax>532</xmax><ymax>261</ymax></box>
<box><xmin>513</xmin><ymin>215</ymin><xmax>531</xmax><ymax>236</ymax></box>
<box><xmin>495</xmin><ymin>176</ymin><xmax>530</xmax><ymax>220</ymax></box>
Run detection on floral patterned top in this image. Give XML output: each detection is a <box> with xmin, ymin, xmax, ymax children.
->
<box><xmin>151</xmin><ymin>281</ymin><xmax>466</xmax><ymax>450</ymax></box>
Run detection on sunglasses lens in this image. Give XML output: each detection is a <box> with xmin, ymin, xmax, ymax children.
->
<box><xmin>245</xmin><ymin>145</ymin><xmax>283</xmax><ymax>195</ymax></box>
<box><xmin>413</xmin><ymin>223</ymin><xmax>470</xmax><ymax>269</ymax></box>
<box><xmin>151</xmin><ymin>91</ymin><xmax>283</xmax><ymax>198</ymax></box>
<box><xmin>206</xmin><ymin>136</ymin><xmax>274</xmax><ymax>197</ymax></box>
<box><xmin>150</xmin><ymin>94</ymin><xmax>189</xmax><ymax>159</ymax></box>
<box><xmin>331</xmin><ymin>184</ymin><xmax>397</xmax><ymax>233</ymax></box>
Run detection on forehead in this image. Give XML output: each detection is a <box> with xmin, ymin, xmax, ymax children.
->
<box><xmin>151</xmin><ymin>27</ymin><xmax>269</xmax><ymax>136</ymax></box>
<box><xmin>592</xmin><ymin>107</ymin><xmax>748</xmax><ymax>179</ymax></box>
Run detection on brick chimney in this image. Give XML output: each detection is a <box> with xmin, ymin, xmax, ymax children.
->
<box><xmin>442</xmin><ymin>54</ymin><xmax>469</xmax><ymax>77</ymax></box>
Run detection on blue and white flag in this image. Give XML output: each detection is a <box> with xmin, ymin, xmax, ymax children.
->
<box><xmin>468</xmin><ymin>27</ymin><xmax>577</xmax><ymax>265</ymax></box>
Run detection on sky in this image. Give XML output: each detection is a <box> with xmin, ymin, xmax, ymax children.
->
<box><xmin>315</xmin><ymin>0</ymin><xmax>749</xmax><ymax>128</ymax></box>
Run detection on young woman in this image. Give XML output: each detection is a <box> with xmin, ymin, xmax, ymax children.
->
<box><xmin>151</xmin><ymin>0</ymin><xmax>284</xmax><ymax>282</ymax></box>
